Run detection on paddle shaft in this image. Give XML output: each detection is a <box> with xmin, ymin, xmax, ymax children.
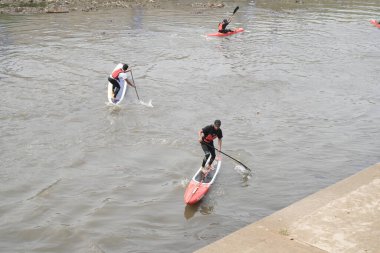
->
<box><xmin>227</xmin><ymin>6</ymin><xmax>239</xmax><ymax>23</ymax></box>
<box><xmin>202</xmin><ymin>141</ymin><xmax>251</xmax><ymax>171</ymax></box>
<box><xmin>130</xmin><ymin>70</ymin><xmax>140</xmax><ymax>100</ymax></box>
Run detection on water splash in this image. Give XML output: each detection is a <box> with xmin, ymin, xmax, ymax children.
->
<box><xmin>181</xmin><ymin>178</ymin><xmax>190</xmax><ymax>188</ymax></box>
<box><xmin>139</xmin><ymin>99</ymin><xmax>153</xmax><ymax>107</ymax></box>
<box><xmin>234</xmin><ymin>165</ymin><xmax>252</xmax><ymax>179</ymax></box>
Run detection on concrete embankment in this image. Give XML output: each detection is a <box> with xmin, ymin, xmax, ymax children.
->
<box><xmin>196</xmin><ymin>163</ymin><xmax>380</xmax><ymax>253</ymax></box>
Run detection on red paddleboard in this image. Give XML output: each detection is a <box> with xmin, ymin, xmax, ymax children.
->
<box><xmin>370</xmin><ymin>19</ymin><xmax>380</xmax><ymax>28</ymax></box>
<box><xmin>184</xmin><ymin>158</ymin><xmax>222</xmax><ymax>205</ymax></box>
<box><xmin>207</xmin><ymin>28</ymin><xmax>244</xmax><ymax>37</ymax></box>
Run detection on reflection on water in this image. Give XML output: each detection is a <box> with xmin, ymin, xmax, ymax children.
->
<box><xmin>1</xmin><ymin>1</ymin><xmax>380</xmax><ymax>252</ymax></box>
<box><xmin>184</xmin><ymin>203</ymin><xmax>199</xmax><ymax>220</ymax></box>
<box><xmin>184</xmin><ymin>201</ymin><xmax>216</xmax><ymax>220</ymax></box>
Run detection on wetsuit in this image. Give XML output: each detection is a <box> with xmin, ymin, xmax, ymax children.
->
<box><xmin>201</xmin><ymin>125</ymin><xmax>223</xmax><ymax>167</ymax></box>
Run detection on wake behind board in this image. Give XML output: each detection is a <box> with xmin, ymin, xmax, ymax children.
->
<box><xmin>184</xmin><ymin>157</ymin><xmax>222</xmax><ymax>205</ymax></box>
<box><xmin>207</xmin><ymin>28</ymin><xmax>244</xmax><ymax>37</ymax></box>
<box><xmin>107</xmin><ymin>63</ymin><xmax>128</xmax><ymax>105</ymax></box>
<box><xmin>370</xmin><ymin>19</ymin><xmax>380</xmax><ymax>29</ymax></box>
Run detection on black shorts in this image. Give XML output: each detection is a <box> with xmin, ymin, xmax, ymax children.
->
<box><xmin>108</xmin><ymin>77</ymin><xmax>120</xmax><ymax>96</ymax></box>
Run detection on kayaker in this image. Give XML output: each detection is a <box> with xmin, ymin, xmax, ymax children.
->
<box><xmin>218</xmin><ymin>19</ymin><xmax>233</xmax><ymax>33</ymax></box>
<box><xmin>108</xmin><ymin>63</ymin><xmax>135</xmax><ymax>101</ymax></box>
<box><xmin>198</xmin><ymin>120</ymin><xmax>223</xmax><ymax>175</ymax></box>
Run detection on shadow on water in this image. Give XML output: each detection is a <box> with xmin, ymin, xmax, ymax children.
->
<box><xmin>184</xmin><ymin>202</ymin><xmax>200</xmax><ymax>220</ymax></box>
<box><xmin>184</xmin><ymin>201</ymin><xmax>215</xmax><ymax>220</ymax></box>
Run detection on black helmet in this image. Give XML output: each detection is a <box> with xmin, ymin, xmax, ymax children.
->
<box><xmin>223</xmin><ymin>19</ymin><xmax>228</xmax><ymax>23</ymax></box>
<box><xmin>214</xmin><ymin>119</ymin><xmax>221</xmax><ymax>127</ymax></box>
<box><xmin>122</xmin><ymin>64</ymin><xmax>129</xmax><ymax>70</ymax></box>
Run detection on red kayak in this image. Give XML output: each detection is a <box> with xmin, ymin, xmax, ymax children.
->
<box><xmin>207</xmin><ymin>28</ymin><xmax>244</xmax><ymax>37</ymax></box>
<box><xmin>370</xmin><ymin>19</ymin><xmax>380</xmax><ymax>28</ymax></box>
<box><xmin>184</xmin><ymin>158</ymin><xmax>222</xmax><ymax>205</ymax></box>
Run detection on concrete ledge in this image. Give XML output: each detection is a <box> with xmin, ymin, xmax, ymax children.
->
<box><xmin>196</xmin><ymin>163</ymin><xmax>380</xmax><ymax>253</ymax></box>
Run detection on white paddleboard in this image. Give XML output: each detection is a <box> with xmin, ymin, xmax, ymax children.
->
<box><xmin>107</xmin><ymin>63</ymin><xmax>129</xmax><ymax>105</ymax></box>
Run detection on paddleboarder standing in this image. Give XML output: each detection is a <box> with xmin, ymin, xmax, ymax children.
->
<box><xmin>198</xmin><ymin>120</ymin><xmax>223</xmax><ymax>174</ymax></box>
<box><xmin>108</xmin><ymin>63</ymin><xmax>135</xmax><ymax>101</ymax></box>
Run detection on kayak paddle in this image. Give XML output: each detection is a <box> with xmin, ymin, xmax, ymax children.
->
<box><xmin>227</xmin><ymin>6</ymin><xmax>239</xmax><ymax>23</ymax></box>
<box><xmin>130</xmin><ymin>70</ymin><xmax>153</xmax><ymax>107</ymax></box>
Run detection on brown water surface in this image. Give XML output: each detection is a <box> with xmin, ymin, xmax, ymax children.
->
<box><xmin>1</xmin><ymin>1</ymin><xmax>380</xmax><ymax>252</ymax></box>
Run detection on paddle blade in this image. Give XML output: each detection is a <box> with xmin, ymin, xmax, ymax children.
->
<box><xmin>234</xmin><ymin>165</ymin><xmax>252</xmax><ymax>178</ymax></box>
<box><xmin>233</xmin><ymin>6</ymin><xmax>239</xmax><ymax>15</ymax></box>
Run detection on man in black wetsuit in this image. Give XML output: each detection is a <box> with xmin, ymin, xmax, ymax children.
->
<box><xmin>198</xmin><ymin>120</ymin><xmax>223</xmax><ymax>175</ymax></box>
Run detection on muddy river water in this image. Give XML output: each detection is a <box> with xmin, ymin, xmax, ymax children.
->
<box><xmin>1</xmin><ymin>1</ymin><xmax>380</xmax><ymax>252</ymax></box>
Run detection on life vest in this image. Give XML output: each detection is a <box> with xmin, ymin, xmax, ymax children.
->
<box><xmin>111</xmin><ymin>68</ymin><xmax>123</xmax><ymax>79</ymax></box>
<box><xmin>218</xmin><ymin>22</ymin><xmax>224</xmax><ymax>31</ymax></box>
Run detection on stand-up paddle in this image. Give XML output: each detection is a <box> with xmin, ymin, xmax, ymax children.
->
<box><xmin>130</xmin><ymin>70</ymin><xmax>140</xmax><ymax>100</ymax></box>
<box><xmin>202</xmin><ymin>141</ymin><xmax>251</xmax><ymax>171</ymax></box>
<box><xmin>130</xmin><ymin>70</ymin><xmax>153</xmax><ymax>107</ymax></box>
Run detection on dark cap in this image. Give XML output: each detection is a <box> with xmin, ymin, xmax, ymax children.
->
<box><xmin>122</xmin><ymin>64</ymin><xmax>129</xmax><ymax>70</ymax></box>
<box><xmin>214</xmin><ymin>119</ymin><xmax>221</xmax><ymax>127</ymax></box>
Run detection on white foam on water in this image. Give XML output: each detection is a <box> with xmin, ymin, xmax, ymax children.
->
<box><xmin>181</xmin><ymin>178</ymin><xmax>190</xmax><ymax>188</ymax></box>
<box><xmin>105</xmin><ymin>101</ymin><xmax>122</xmax><ymax>107</ymax></box>
<box><xmin>139</xmin><ymin>99</ymin><xmax>153</xmax><ymax>107</ymax></box>
<box><xmin>234</xmin><ymin>165</ymin><xmax>252</xmax><ymax>179</ymax></box>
